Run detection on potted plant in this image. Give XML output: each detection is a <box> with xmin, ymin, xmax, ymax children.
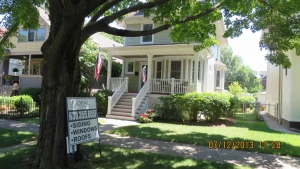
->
<box><xmin>12</xmin><ymin>68</ymin><xmax>19</xmax><ymax>76</ymax></box>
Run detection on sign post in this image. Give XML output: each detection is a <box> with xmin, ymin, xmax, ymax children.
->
<box><xmin>66</xmin><ymin>97</ymin><xmax>101</xmax><ymax>155</ymax></box>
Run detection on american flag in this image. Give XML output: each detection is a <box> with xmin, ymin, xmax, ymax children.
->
<box><xmin>142</xmin><ymin>66</ymin><xmax>147</xmax><ymax>83</ymax></box>
<box><xmin>94</xmin><ymin>53</ymin><xmax>103</xmax><ymax>80</ymax></box>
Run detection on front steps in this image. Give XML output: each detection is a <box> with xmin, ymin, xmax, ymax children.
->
<box><xmin>106</xmin><ymin>92</ymin><xmax>148</xmax><ymax>121</ymax></box>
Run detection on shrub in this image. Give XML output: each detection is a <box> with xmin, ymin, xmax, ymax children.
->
<box><xmin>154</xmin><ymin>94</ymin><xmax>186</xmax><ymax>121</ymax></box>
<box><xmin>182</xmin><ymin>92</ymin><xmax>201</xmax><ymax>121</ymax></box>
<box><xmin>93</xmin><ymin>89</ymin><xmax>113</xmax><ymax>115</ymax></box>
<box><xmin>238</xmin><ymin>95</ymin><xmax>256</xmax><ymax>109</ymax></box>
<box><xmin>198</xmin><ymin>93</ymin><xmax>232</xmax><ymax>122</ymax></box>
<box><xmin>19</xmin><ymin>88</ymin><xmax>41</xmax><ymax>104</ymax></box>
<box><xmin>11</xmin><ymin>95</ymin><xmax>34</xmax><ymax>112</ymax></box>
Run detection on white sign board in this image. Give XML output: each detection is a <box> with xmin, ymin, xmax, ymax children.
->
<box><xmin>66</xmin><ymin>97</ymin><xmax>99</xmax><ymax>145</ymax></box>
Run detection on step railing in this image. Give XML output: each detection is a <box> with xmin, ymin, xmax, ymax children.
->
<box><xmin>150</xmin><ymin>78</ymin><xmax>191</xmax><ymax>94</ymax></box>
<box><xmin>107</xmin><ymin>77</ymin><xmax>128</xmax><ymax>115</ymax></box>
<box><xmin>132</xmin><ymin>80</ymin><xmax>149</xmax><ymax>116</ymax></box>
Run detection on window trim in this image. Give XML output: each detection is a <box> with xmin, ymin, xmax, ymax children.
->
<box><xmin>125</xmin><ymin>61</ymin><xmax>134</xmax><ymax>74</ymax></box>
<box><xmin>140</xmin><ymin>23</ymin><xmax>154</xmax><ymax>44</ymax></box>
<box><xmin>215</xmin><ymin>70</ymin><xmax>221</xmax><ymax>89</ymax></box>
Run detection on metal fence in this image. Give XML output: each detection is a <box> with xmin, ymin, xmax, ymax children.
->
<box><xmin>239</xmin><ymin>102</ymin><xmax>278</xmax><ymax>121</ymax></box>
<box><xmin>0</xmin><ymin>97</ymin><xmax>39</xmax><ymax>119</ymax></box>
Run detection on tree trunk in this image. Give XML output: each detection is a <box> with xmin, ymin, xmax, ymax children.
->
<box><xmin>31</xmin><ymin>5</ymin><xmax>85</xmax><ymax>169</ymax></box>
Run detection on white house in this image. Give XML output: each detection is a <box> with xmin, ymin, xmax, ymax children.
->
<box><xmin>266</xmin><ymin>49</ymin><xmax>300</xmax><ymax>130</ymax></box>
<box><xmin>102</xmin><ymin>12</ymin><xmax>229</xmax><ymax>120</ymax></box>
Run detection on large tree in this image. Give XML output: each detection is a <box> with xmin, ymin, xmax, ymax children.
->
<box><xmin>221</xmin><ymin>47</ymin><xmax>263</xmax><ymax>93</ymax></box>
<box><xmin>1</xmin><ymin>0</ymin><xmax>300</xmax><ymax>168</ymax></box>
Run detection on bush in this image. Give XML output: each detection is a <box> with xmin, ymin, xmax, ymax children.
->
<box><xmin>238</xmin><ymin>95</ymin><xmax>256</xmax><ymax>109</ymax></box>
<box><xmin>154</xmin><ymin>94</ymin><xmax>186</xmax><ymax>121</ymax></box>
<box><xmin>182</xmin><ymin>92</ymin><xmax>201</xmax><ymax>121</ymax></box>
<box><xmin>11</xmin><ymin>95</ymin><xmax>34</xmax><ymax>112</ymax></box>
<box><xmin>229</xmin><ymin>82</ymin><xmax>244</xmax><ymax>96</ymax></box>
<box><xmin>198</xmin><ymin>93</ymin><xmax>232</xmax><ymax>122</ymax></box>
<box><xmin>93</xmin><ymin>89</ymin><xmax>113</xmax><ymax>115</ymax></box>
<box><xmin>19</xmin><ymin>88</ymin><xmax>41</xmax><ymax>104</ymax></box>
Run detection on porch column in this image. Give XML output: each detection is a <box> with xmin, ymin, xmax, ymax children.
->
<box><xmin>28</xmin><ymin>54</ymin><xmax>31</xmax><ymax>75</ymax></box>
<box><xmin>147</xmin><ymin>54</ymin><xmax>153</xmax><ymax>92</ymax></box>
<box><xmin>106</xmin><ymin>54</ymin><xmax>112</xmax><ymax>90</ymax></box>
<box><xmin>194</xmin><ymin>52</ymin><xmax>199</xmax><ymax>92</ymax></box>
<box><xmin>185</xmin><ymin>59</ymin><xmax>188</xmax><ymax>80</ymax></box>
<box><xmin>121</xmin><ymin>59</ymin><xmax>125</xmax><ymax>78</ymax></box>
<box><xmin>163</xmin><ymin>58</ymin><xmax>167</xmax><ymax>79</ymax></box>
<box><xmin>203</xmin><ymin>57</ymin><xmax>208</xmax><ymax>92</ymax></box>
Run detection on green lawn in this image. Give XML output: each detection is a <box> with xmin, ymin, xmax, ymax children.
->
<box><xmin>0</xmin><ymin>128</ymin><xmax>37</xmax><ymax>148</ymax></box>
<box><xmin>107</xmin><ymin>114</ymin><xmax>300</xmax><ymax>157</ymax></box>
<box><xmin>16</xmin><ymin>117</ymin><xmax>40</xmax><ymax>125</ymax></box>
<box><xmin>0</xmin><ymin>144</ymin><xmax>251</xmax><ymax>169</ymax></box>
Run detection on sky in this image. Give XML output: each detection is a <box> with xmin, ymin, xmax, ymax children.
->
<box><xmin>228</xmin><ymin>30</ymin><xmax>268</xmax><ymax>71</ymax></box>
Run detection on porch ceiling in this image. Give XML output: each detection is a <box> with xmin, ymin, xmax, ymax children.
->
<box><xmin>101</xmin><ymin>44</ymin><xmax>212</xmax><ymax>59</ymax></box>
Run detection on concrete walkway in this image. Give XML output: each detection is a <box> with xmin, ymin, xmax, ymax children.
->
<box><xmin>262</xmin><ymin>113</ymin><xmax>300</xmax><ymax>135</ymax></box>
<box><xmin>0</xmin><ymin>118</ymin><xmax>300</xmax><ymax>169</ymax></box>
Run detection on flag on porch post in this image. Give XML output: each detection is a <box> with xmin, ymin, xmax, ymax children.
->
<box><xmin>94</xmin><ymin>53</ymin><xmax>103</xmax><ymax>80</ymax></box>
<box><xmin>142</xmin><ymin>66</ymin><xmax>147</xmax><ymax>83</ymax></box>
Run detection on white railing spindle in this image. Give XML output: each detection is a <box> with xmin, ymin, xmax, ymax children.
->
<box><xmin>107</xmin><ymin>77</ymin><xmax>128</xmax><ymax>115</ymax></box>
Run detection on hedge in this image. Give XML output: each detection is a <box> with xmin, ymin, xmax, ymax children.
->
<box><xmin>19</xmin><ymin>88</ymin><xmax>41</xmax><ymax>104</ymax></box>
<box><xmin>154</xmin><ymin>92</ymin><xmax>256</xmax><ymax>122</ymax></box>
<box><xmin>93</xmin><ymin>89</ymin><xmax>113</xmax><ymax>115</ymax></box>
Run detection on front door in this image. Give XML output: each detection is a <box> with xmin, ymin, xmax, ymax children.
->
<box><xmin>139</xmin><ymin>63</ymin><xmax>148</xmax><ymax>91</ymax></box>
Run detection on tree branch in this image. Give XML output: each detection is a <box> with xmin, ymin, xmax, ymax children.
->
<box><xmin>83</xmin><ymin>0</ymin><xmax>108</xmax><ymax>16</ymax></box>
<box><xmin>89</xmin><ymin>0</ymin><xmax>125</xmax><ymax>24</ymax></box>
<box><xmin>99</xmin><ymin>0</ymin><xmax>170</xmax><ymax>25</ymax></box>
<box><xmin>82</xmin><ymin>2</ymin><xmax>222</xmax><ymax>39</ymax></box>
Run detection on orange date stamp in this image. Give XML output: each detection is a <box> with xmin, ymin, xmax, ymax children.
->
<box><xmin>208</xmin><ymin>141</ymin><xmax>281</xmax><ymax>149</ymax></box>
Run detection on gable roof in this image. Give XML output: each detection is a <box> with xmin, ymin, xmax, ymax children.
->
<box><xmin>37</xmin><ymin>7</ymin><xmax>50</xmax><ymax>26</ymax></box>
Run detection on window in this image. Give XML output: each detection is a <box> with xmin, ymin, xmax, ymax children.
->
<box><xmin>156</xmin><ymin>62</ymin><xmax>162</xmax><ymax>79</ymax></box>
<box><xmin>18</xmin><ymin>30</ymin><xmax>28</xmax><ymax>42</ymax></box>
<box><xmin>18</xmin><ymin>28</ymin><xmax>46</xmax><ymax>42</ymax></box>
<box><xmin>126</xmin><ymin>61</ymin><xmax>134</xmax><ymax>74</ymax></box>
<box><xmin>192</xmin><ymin>61</ymin><xmax>201</xmax><ymax>80</ymax></box>
<box><xmin>170</xmin><ymin>61</ymin><xmax>181</xmax><ymax>79</ymax></box>
<box><xmin>28</xmin><ymin>29</ymin><xmax>35</xmax><ymax>41</ymax></box>
<box><xmin>141</xmin><ymin>24</ymin><xmax>153</xmax><ymax>43</ymax></box>
<box><xmin>36</xmin><ymin>28</ymin><xmax>46</xmax><ymax>41</ymax></box>
<box><xmin>216</xmin><ymin>70</ymin><xmax>221</xmax><ymax>88</ymax></box>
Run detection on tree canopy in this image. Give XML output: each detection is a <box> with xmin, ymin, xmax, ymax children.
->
<box><xmin>221</xmin><ymin>47</ymin><xmax>263</xmax><ymax>93</ymax></box>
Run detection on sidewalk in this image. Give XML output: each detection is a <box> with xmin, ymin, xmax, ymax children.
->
<box><xmin>262</xmin><ymin>113</ymin><xmax>300</xmax><ymax>135</ymax></box>
<box><xmin>0</xmin><ymin>118</ymin><xmax>300</xmax><ymax>169</ymax></box>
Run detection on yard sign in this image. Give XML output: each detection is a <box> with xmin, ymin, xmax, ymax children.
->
<box><xmin>66</xmin><ymin>97</ymin><xmax>99</xmax><ymax>145</ymax></box>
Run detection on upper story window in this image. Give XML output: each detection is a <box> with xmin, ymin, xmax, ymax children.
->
<box><xmin>140</xmin><ymin>24</ymin><xmax>153</xmax><ymax>44</ymax></box>
<box><xmin>18</xmin><ymin>28</ymin><xmax>46</xmax><ymax>42</ymax></box>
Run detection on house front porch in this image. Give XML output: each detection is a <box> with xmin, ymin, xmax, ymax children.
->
<box><xmin>102</xmin><ymin>44</ymin><xmax>215</xmax><ymax>120</ymax></box>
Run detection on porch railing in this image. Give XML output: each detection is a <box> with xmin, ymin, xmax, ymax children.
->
<box><xmin>107</xmin><ymin>77</ymin><xmax>128</xmax><ymax>115</ymax></box>
<box><xmin>150</xmin><ymin>78</ymin><xmax>191</xmax><ymax>94</ymax></box>
<box><xmin>132</xmin><ymin>80</ymin><xmax>149</xmax><ymax>116</ymax></box>
<box><xmin>110</xmin><ymin>78</ymin><xmax>125</xmax><ymax>91</ymax></box>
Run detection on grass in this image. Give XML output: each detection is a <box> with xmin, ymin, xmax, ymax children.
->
<box><xmin>107</xmin><ymin>113</ymin><xmax>300</xmax><ymax>157</ymax></box>
<box><xmin>0</xmin><ymin>128</ymin><xmax>37</xmax><ymax>148</ymax></box>
<box><xmin>16</xmin><ymin>117</ymin><xmax>39</xmax><ymax>125</ymax></box>
<box><xmin>0</xmin><ymin>144</ymin><xmax>251</xmax><ymax>169</ymax></box>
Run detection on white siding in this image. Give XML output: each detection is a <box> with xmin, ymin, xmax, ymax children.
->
<box><xmin>289</xmin><ymin>50</ymin><xmax>300</xmax><ymax>122</ymax></box>
<box><xmin>266</xmin><ymin>60</ymin><xmax>279</xmax><ymax>116</ymax></box>
<box><xmin>210</xmin><ymin>45</ymin><xmax>220</xmax><ymax>60</ymax></box>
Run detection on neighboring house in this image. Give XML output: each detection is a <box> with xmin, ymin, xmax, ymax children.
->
<box><xmin>102</xmin><ymin>12</ymin><xmax>229</xmax><ymax>120</ymax></box>
<box><xmin>256</xmin><ymin>70</ymin><xmax>267</xmax><ymax>90</ymax></box>
<box><xmin>266</xmin><ymin>49</ymin><xmax>300</xmax><ymax>130</ymax></box>
<box><xmin>0</xmin><ymin>7</ymin><xmax>122</xmax><ymax>90</ymax></box>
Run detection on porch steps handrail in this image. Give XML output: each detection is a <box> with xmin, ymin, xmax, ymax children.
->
<box><xmin>107</xmin><ymin>77</ymin><xmax>128</xmax><ymax>115</ymax></box>
<box><xmin>132</xmin><ymin>80</ymin><xmax>149</xmax><ymax>116</ymax></box>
